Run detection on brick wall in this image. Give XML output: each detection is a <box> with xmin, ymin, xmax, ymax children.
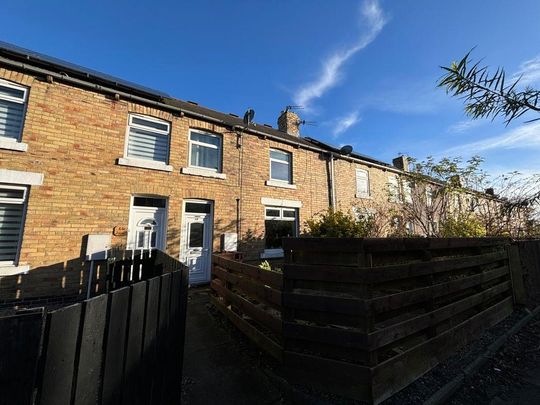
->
<box><xmin>0</xmin><ymin>67</ymin><xmax>331</xmax><ymax>299</ymax></box>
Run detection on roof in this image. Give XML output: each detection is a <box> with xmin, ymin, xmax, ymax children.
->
<box><xmin>0</xmin><ymin>41</ymin><xmax>170</xmax><ymax>99</ymax></box>
<box><xmin>0</xmin><ymin>40</ymin><xmax>394</xmax><ymax>167</ymax></box>
<box><xmin>303</xmin><ymin>137</ymin><xmax>393</xmax><ymax>168</ymax></box>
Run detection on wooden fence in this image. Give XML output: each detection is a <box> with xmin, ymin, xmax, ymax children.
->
<box><xmin>211</xmin><ymin>237</ymin><xmax>524</xmax><ymax>404</ymax></box>
<box><xmin>210</xmin><ymin>254</ymin><xmax>283</xmax><ymax>361</ymax></box>
<box><xmin>0</xmin><ymin>250</ymin><xmax>189</xmax><ymax>405</ymax></box>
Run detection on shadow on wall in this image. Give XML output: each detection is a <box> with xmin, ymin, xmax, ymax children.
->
<box><xmin>0</xmin><ymin>235</ymin><xmax>108</xmax><ymax>311</ymax></box>
<box><xmin>0</xmin><ymin>257</ymin><xmax>98</xmax><ymax>311</ymax></box>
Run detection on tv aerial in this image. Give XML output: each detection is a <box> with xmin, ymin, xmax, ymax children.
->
<box><xmin>298</xmin><ymin>119</ymin><xmax>317</xmax><ymax>127</ymax></box>
<box><xmin>285</xmin><ymin>105</ymin><xmax>304</xmax><ymax>112</ymax></box>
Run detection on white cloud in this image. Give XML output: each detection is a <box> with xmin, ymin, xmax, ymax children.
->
<box><xmin>513</xmin><ymin>54</ymin><xmax>540</xmax><ymax>86</ymax></box>
<box><xmin>293</xmin><ymin>0</ymin><xmax>387</xmax><ymax>110</ymax></box>
<box><xmin>445</xmin><ymin>121</ymin><xmax>540</xmax><ymax>154</ymax></box>
<box><xmin>447</xmin><ymin>119</ymin><xmax>484</xmax><ymax>134</ymax></box>
<box><xmin>332</xmin><ymin>110</ymin><xmax>361</xmax><ymax>137</ymax></box>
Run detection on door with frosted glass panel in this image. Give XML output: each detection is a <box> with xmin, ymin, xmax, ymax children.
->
<box><xmin>181</xmin><ymin>201</ymin><xmax>213</xmax><ymax>284</ymax></box>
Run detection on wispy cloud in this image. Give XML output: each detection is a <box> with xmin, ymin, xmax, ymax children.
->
<box><xmin>513</xmin><ymin>54</ymin><xmax>540</xmax><ymax>86</ymax></box>
<box><xmin>332</xmin><ymin>110</ymin><xmax>361</xmax><ymax>137</ymax></box>
<box><xmin>293</xmin><ymin>0</ymin><xmax>387</xmax><ymax>110</ymax></box>
<box><xmin>447</xmin><ymin>119</ymin><xmax>484</xmax><ymax>134</ymax></box>
<box><xmin>445</xmin><ymin>121</ymin><xmax>540</xmax><ymax>154</ymax></box>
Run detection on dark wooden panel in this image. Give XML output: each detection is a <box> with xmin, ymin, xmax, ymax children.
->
<box><xmin>74</xmin><ymin>294</ymin><xmax>108</xmax><ymax>405</ymax></box>
<box><xmin>153</xmin><ymin>273</ymin><xmax>171</xmax><ymax>404</ymax></box>
<box><xmin>0</xmin><ymin>311</ymin><xmax>44</xmax><ymax>405</ymax></box>
<box><xmin>141</xmin><ymin>276</ymin><xmax>160</xmax><ymax>405</ymax></box>
<box><xmin>213</xmin><ymin>255</ymin><xmax>283</xmax><ymax>288</ymax></box>
<box><xmin>212</xmin><ymin>280</ymin><xmax>282</xmax><ymax>335</ymax></box>
<box><xmin>122</xmin><ymin>281</ymin><xmax>147</xmax><ymax>405</ymax></box>
<box><xmin>213</xmin><ymin>266</ymin><xmax>282</xmax><ymax>307</ymax></box>
<box><xmin>211</xmin><ymin>295</ymin><xmax>283</xmax><ymax>361</ymax></box>
<box><xmin>368</xmin><ymin>281</ymin><xmax>511</xmax><ymax>349</ymax></box>
<box><xmin>371</xmin><ymin>297</ymin><xmax>513</xmax><ymax>404</ymax></box>
<box><xmin>282</xmin><ymin>291</ymin><xmax>368</xmax><ymax>315</ymax></box>
<box><xmin>163</xmin><ymin>270</ymin><xmax>184</xmax><ymax>404</ymax></box>
<box><xmin>367</xmin><ymin>265</ymin><xmax>509</xmax><ymax>313</ymax></box>
<box><xmin>283</xmin><ymin>321</ymin><xmax>367</xmax><ymax>348</ymax></box>
<box><xmin>283</xmin><ymin>251</ymin><xmax>507</xmax><ymax>285</ymax></box>
<box><xmin>101</xmin><ymin>287</ymin><xmax>130</xmax><ymax>405</ymax></box>
<box><xmin>39</xmin><ymin>303</ymin><xmax>82</xmax><ymax>405</ymax></box>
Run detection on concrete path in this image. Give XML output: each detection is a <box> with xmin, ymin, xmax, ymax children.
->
<box><xmin>181</xmin><ymin>287</ymin><xmax>287</xmax><ymax>405</ymax></box>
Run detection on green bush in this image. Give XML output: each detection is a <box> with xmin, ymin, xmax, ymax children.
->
<box><xmin>440</xmin><ymin>215</ymin><xmax>486</xmax><ymax>237</ymax></box>
<box><xmin>305</xmin><ymin>208</ymin><xmax>374</xmax><ymax>238</ymax></box>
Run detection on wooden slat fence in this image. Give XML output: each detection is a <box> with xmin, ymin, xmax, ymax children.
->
<box><xmin>211</xmin><ymin>237</ymin><xmax>525</xmax><ymax>404</ymax></box>
<box><xmin>281</xmin><ymin>237</ymin><xmax>517</xmax><ymax>404</ymax></box>
<box><xmin>0</xmin><ymin>250</ymin><xmax>188</xmax><ymax>405</ymax></box>
<box><xmin>210</xmin><ymin>254</ymin><xmax>283</xmax><ymax>361</ymax></box>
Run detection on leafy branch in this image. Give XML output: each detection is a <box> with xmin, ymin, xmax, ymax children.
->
<box><xmin>438</xmin><ymin>51</ymin><xmax>540</xmax><ymax>125</ymax></box>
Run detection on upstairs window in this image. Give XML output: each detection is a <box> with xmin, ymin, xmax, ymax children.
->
<box><xmin>402</xmin><ymin>180</ymin><xmax>413</xmax><ymax>204</ymax></box>
<box><xmin>126</xmin><ymin>114</ymin><xmax>171</xmax><ymax>163</ymax></box>
<box><xmin>388</xmin><ymin>175</ymin><xmax>400</xmax><ymax>202</ymax></box>
<box><xmin>356</xmin><ymin>169</ymin><xmax>370</xmax><ymax>198</ymax></box>
<box><xmin>270</xmin><ymin>149</ymin><xmax>292</xmax><ymax>183</ymax></box>
<box><xmin>0</xmin><ymin>185</ymin><xmax>27</xmax><ymax>266</ymax></box>
<box><xmin>0</xmin><ymin>79</ymin><xmax>28</xmax><ymax>142</ymax></box>
<box><xmin>264</xmin><ymin>207</ymin><xmax>297</xmax><ymax>251</ymax></box>
<box><xmin>189</xmin><ymin>130</ymin><xmax>222</xmax><ymax>172</ymax></box>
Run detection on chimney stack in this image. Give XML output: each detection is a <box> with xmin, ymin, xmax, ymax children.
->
<box><xmin>485</xmin><ymin>188</ymin><xmax>495</xmax><ymax>196</ymax></box>
<box><xmin>278</xmin><ymin>108</ymin><xmax>301</xmax><ymax>137</ymax></box>
<box><xmin>392</xmin><ymin>155</ymin><xmax>409</xmax><ymax>171</ymax></box>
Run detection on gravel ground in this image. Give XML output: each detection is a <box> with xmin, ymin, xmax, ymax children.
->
<box><xmin>448</xmin><ymin>310</ymin><xmax>540</xmax><ymax>405</ymax></box>
<box><xmin>205</xmin><ymin>295</ymin><xmax>538</xmax><ymax>405</ymax></box>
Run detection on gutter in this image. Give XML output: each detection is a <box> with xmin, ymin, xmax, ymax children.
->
<box><xmin>0</xmin><ymin>55</ymin><xmax>405</xmax><ymax>176</ymax></box>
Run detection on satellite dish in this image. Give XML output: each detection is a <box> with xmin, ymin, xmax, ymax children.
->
<box><xmin>243</xmin><ymin>108</ymin><xmax>255</xmax><ymax>125</ymax></box>
<box><xmin>340</xmin><ymin>145</ymin><xmax>353</xmax><ymax>155</ymax></box>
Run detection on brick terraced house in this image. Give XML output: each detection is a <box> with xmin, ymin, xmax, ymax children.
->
<box><xmin>0</xmin><ymin>42</ymin><xmax>484</xmax><ymax>302</ymax></box>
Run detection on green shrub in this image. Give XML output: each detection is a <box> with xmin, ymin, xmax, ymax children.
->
<box><xmin>305</xmin><ymin>208</ymin><xmax>374</xmax><ymax>238</ymax></box>
<box><xmin>440</xmin><ymin>215</ymin><xmax>486</xmax><ymax>237</ymax></box>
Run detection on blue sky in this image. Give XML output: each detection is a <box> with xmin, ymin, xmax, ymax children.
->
<box><xmin>2</xmin><ymin>0</ymin><xmax>540</xmax><ymax>176</ymax></box>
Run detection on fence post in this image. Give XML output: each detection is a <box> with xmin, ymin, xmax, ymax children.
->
<box><xmin>506</xmin><ymin>244</ymin><xmax>526</xmax><ymax>305</ymax></box>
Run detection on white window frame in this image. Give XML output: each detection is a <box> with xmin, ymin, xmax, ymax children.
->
<box><xmin>355</xmin><ymin>168</ymin><xmax>370</xmax><ymax>198</ymax></box>
<box><xmin>121</xmin><ymin>113</ymin><xmax>172</xmax><ymax>168</ymax></box>
<box><xmin>269</xmin><ymin>149</ymin><xmax>293</xmax><ymax>184</ymax></box>
<box><xmin>426</xmin><ymin>186</ymin><xmax>434</xmax><ymax>206</ymax></box>
<box><xmin>262</xmin><ymin>206</ymin><xmax>298</xmax><ymax>258</ymax></box>
<box><xmin>0</xmin><ymin>184</ymin><xmax>28</xmax><ymax>268</ymax></box>
<box><xmin>402</xmin><ymin>180</ymin><xmax>413</xmax><ymax>204</ymax></box>
<box><xmin>388</xmin><ymin>175</ymin><xmax>400</xmax><ymax>203</ymax></box>
<box><xmin>0</xmin><ymin>78</ymin><xmax>29</xmax><ymax>150</ymax></box>
<box><xmin>188</xmin><ymin>129</ymin><xmax>223</xmax><ymax>173</ymax></box>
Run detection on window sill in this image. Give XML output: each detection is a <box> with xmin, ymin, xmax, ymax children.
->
<box><xmin>117</xmin><ymin>157</ymin><xmax>173</xmax><ymax>172</ymax></box>
<box><xmin>181</xmin><ymin>167</ymin><xmax>226</xmax><ymax>179</ymax></box>
<box><xmin>355</xmin><ymin>194</ymin><xmax>371</xmax><ymax>199</ymax></box>
<box><xmin>260</xmin><ymin>249</ymin><xmax>284</xmax><ymax>259</ymax></box>
<box><xmin>265</xmin><ymin>180</ymin><xmax>297</xmax><ymax>190</ymax></box>
<box><xmin>0</xmin><ymin>264</ymin><xmax>30</xmax><ymax>276</ymax></box>
<box><xmin>0</xmin><ymin>138</ymin><xmax>28</xmax><ymax>152</ymax></box>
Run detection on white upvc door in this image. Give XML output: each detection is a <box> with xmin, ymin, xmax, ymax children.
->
<box><xmin>127</xmin><ymin>202</ymin><xmax>167</xmax><ymax>251</ymax></box>
<box><xmin>181</xmin><ymin>200</ymin><xmax>213</xmax><ymax>284</ymax></box>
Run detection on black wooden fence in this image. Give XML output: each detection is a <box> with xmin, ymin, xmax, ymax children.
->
<box><xmin>0</xmin><ymin>250</ymin><xmax>189</xmax><ymax>405</ymax></box>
